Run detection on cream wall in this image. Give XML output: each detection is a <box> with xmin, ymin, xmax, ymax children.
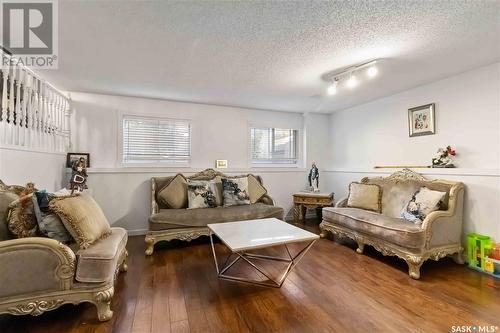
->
<box><xmin>324</xmin><ymin>63</ymin><xmax>500</xmax><ymax>240</ymax></box>
<box><xmin>70</xmin><ymin>92</ymin><xmax>331</xmax><ymax>233</ymax></box>
<box><xmin>0</xmin><ymin>147</ymin><xmax>66</xmax><ymax>191</ymax></box>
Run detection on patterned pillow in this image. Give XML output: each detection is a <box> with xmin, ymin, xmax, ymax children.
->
<box><xmin>221</xmin><ymin>177</ymin><xmax>251</xmax><ymax>207</ymax></box>
<box><xmin>402</xmin><ymin>187</ymin><xmax>446</xmax><ymax>224</ymax></box>
<box><xmin>187</xmin><ymin>180</ymin><xmax>221</xmax><ymax>209</ymax></box>
<box><xmin>7</xmin><ymin>193</ymin><xmax>39</xmax><ymax>238</ymax></box>
<box><xmin>0</xmin><ymin>190</ymin><xmax>19</xmax><ymax>240</ymax></box>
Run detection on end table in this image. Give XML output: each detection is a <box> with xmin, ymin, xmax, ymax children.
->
<box><xmin>293</xmin><ymin>192</ymin><xmax>334</xmax><ymax>223</ymax></box>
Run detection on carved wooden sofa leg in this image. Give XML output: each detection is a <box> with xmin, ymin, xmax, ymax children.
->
<box><xmin>451</xmin><ymin>250</ymin><xmax>465</xmax><ymax>265</ymax></box>
<box><xmin>356</xmin><ymin>242</ymin><xmax>365</xmax><ymax>254</ymax></box>
<box><xmin>145</xmin><ymin>235</ymin><xmax>155</xmax><ymax>256</ymax></box>
<box><xmin>94</xmin><ymin>287</ymin><xmax>114</xmax><ymax>322</ymax></box>
<box><xmin>119</xmin><ymin>250</ymin><xmax>128</xmax><ymax>272</ymax></box>
<box><xmin>406</xmin><ymin>258</ymin><xmax>423</xmax><ymax>280</ymax></box>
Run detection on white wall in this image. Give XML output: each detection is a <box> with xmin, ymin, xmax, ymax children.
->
<box><xmin>325</xmin><ymin>63</ymin><xmax>500</xmax><ymax>240</ymax></box>
<box><xmin>70</xmin><ymin>92</ymin><xmax>331</xmax><ymax>233</ymax></box>
<box><xmin>0</xmin><ymin>147</ymin><xmax>66</xmax><ymax>191</ymax></box>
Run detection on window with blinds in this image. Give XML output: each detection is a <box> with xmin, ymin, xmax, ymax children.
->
<box><xmin>122</xmin><ymin>117</ymin><xmax>191</xmax><ymax>165</ymax></box>
<box><xmin>250</xmin><ymin>128</ymin><xmax>298</xmax><ymax>165</ymax></box>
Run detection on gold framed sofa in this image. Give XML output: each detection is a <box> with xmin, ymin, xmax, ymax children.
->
<box><xmin>0</xmin><ymin>185</ymin><xmax>128</xmax><ymax>321</ymax></box>
<box><xmin>145</xmin><ymin>168</ymin><xmax>284</xmax><ymax>255</ymax></box>
<box><xmin>319</xmin><ymin>169</ymin><xmax>464</xmax><ymax>279</ymax></box>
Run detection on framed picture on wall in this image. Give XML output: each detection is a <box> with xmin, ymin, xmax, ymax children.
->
<box><xmin>408</xmin><ymin>103</ymin><xmax>435</xmax><ymax>137</ymax></box>
<box><xmin>66</xmin><ymin>153</ymin><xmax>90</xmax><ymax>168</ymax></box>
<box><xmin>215</xmin><ymin>160</ymin><xmax>228</xmax><ymax>168</ymax></box>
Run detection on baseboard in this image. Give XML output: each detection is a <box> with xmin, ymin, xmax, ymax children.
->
<box><xmin>126</xmin><ymin>229</ymin><xmax>148</xmax><ymax>236</ymax></box>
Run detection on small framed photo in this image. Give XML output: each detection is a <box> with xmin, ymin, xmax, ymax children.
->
<box><xmin>215</xmin><ymin>160</ymin><xmax>228</xmax><ymax>169</ymax></box>
<box><xmin>66</xmin><ymin>153</ymin><xmax>90</xmax><ymax>168</ymax></box>
<box><xmin>408</xmin><ymin>103</ymin><xmax>435</xmax><ymax>137</ymax></box>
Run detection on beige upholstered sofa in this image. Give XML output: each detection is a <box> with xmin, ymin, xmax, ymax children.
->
<box><xmin>0</xmin><ymin>192</ymin><xmax>128</xmax><ymax>321</ymax></box>
<box><xmin>320</xmin><ymin>169</ymin><xmax>464</xmax><ymax>279</ymax></box>
<box><xmin>145</xmin><ymin>168</ymin><xmax>284</xmax><ymax>255</ymax></box>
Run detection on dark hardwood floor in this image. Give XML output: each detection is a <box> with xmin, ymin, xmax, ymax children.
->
<box><xmin>1</xmin><ymin>219</ymin><xmax>499</xmax><ymax>333</ymax></box>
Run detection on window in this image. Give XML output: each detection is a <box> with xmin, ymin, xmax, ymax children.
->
<box><xmin>122</xmin><ymin>116</ymin><xmax>191</xmax><ymax>165</ymax></box>
<box><xmin>250</xmin><ymin>127</ymin><xmax>298</xmax><ymax>165</ymax></box>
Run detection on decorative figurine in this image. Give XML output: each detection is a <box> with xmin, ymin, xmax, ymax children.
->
<box><xmin>70</xmin><ymin>157</ymin><xmax>88</xmax><ymax>193</ymax></box>
<box><xmin>432</xmin><ymin>146</ymin><xmax>456</xmax><ymax>168</ymax></box>
<box><xmin>308</xmin><ymin>162</ymin><xmax>320</xmax><ymax>192</ymax></box>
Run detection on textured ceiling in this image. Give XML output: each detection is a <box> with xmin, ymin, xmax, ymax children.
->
<box><xmin>38</xmin><ymin>0</ymin><xmax>499</xmax><ymax>113</ymax></box>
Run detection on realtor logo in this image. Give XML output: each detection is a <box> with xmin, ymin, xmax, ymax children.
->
<box><xmin>0</xmin><ymin>0</ymin><xmax>58</xmax><ymax>68</ymax></box>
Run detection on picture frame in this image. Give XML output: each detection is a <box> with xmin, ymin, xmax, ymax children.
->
<box><xmin>215</xmin><ymin>160</ymin><xmax>228</xmax><ymax>168</ymax></box>
<box><xmin>408</xmin><ymin>103</ymin><xmax>435</xmax><ymax>137</ymax></box>
<box><xmin>66</xmin><ymin>153</ymin><xmax>90</xmax><ymax>168</ymax></box>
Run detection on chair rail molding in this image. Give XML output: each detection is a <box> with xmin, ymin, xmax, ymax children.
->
<box><xmin>0</xmin><ymin>54</ymin><xmax>71</xmax><ymax>153</ymax></box>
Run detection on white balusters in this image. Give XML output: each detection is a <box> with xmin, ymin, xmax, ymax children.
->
<box><xmin>0</xmin><ymin>56</ymin><xmax>70</xmax><ymax>152</ymax></box>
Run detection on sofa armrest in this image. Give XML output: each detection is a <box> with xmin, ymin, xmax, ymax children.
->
<box><xmin>335</xmin><ymin>197</ymin><xmax>348</xmax><ymax>208</ymax></box>
<box><xmin>151</xmin><ymin>178</ymin><xmax>159</xmax><ymax>215</ymax></box>
<box><xmin>0</xmin><ymin>238</ymin><xmax>76</xmax><ymax>298</ymax></box>
<box><xmin>421</xmin><ymin>184</ymin><xmax>465</xmax><ymax>248</ymax></box>
<box><xmin>260</xmin><ymin>194</ymin><xmax>276</xmax><ymax>206</ymax></box>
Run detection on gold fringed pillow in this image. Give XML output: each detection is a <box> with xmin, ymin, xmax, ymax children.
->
<box><xmin>247</xmin><ymin>174</ymin><xmax>267</xmax><ymax>203</ymax></box>
<box><xmin>49</xmin><ymin>194</ymin><xmax>111</xmax><ymax>249</ymax></box>
<box><xmin>347</xmin><ymin>182</ymin><xmax>382</xmax><ymax>213</ymax></box>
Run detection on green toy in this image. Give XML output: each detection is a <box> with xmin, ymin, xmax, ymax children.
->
<box><xmin>467</xmin><ymin>233</ymin><xmax>494</xmax><ymax>270</ymax></box>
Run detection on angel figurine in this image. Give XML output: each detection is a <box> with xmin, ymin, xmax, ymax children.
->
<box><xmin>308</xmin><ymin>162</ymin><xmax>320</xmax><ymax>192</ymax></box>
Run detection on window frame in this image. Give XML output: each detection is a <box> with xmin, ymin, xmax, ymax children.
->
<box><xmin>120</xmin><ymin>114</ymin><xmax>192</xmax><ymax>168</ymax></box>
<box><xmin>248</xmin><ymin>126</ymin><xmax>300</xmax><ymax>168</ymax></box>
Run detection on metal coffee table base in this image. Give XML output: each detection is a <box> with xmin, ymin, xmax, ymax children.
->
<box><xmin>209</xmin><ymin>232</ymin><xmax>317</xmax><ymax>288</ymax></box>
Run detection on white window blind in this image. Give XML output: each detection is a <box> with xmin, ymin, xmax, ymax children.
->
<box><xmin>122</xmin><ymin>117</ymin><xmax>191</xmax><ymax>165</ymax></box>
<box><xmin>250</xmin><ymin>128</ymin><xmax>298</xmax><ymax>165</ymax></box>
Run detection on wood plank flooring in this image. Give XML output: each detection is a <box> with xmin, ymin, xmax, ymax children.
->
<box><xmin>1</xmin><ymin>220</ymin><xmax>499</xmax><ymax>333</ymax></box>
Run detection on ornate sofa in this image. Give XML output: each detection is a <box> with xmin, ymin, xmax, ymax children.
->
<box><xmin>145</xmin><ymin>168</ymin><xmax>284</xmax><ymax>255</ymax></box>
<box><xmin>0</xmin><ymin>188</ymin><xmax>128</xmax><ymax>321</ymax></box>
<box><xmin>319</xmin><ymin>169</ymin><xmax>464</xmax><ymax>279</ymax></box>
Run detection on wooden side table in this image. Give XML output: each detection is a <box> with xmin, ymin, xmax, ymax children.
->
<box><xmin>293</xmin><ymin>192</ymin><xmax>334</xmax><ymax>223</ymax></box>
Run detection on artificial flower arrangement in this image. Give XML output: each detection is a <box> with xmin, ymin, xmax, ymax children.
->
<box><xmin>432</xmin><ymin>146</ymin><xmax>456</xmax><ymax>168</ymax></box>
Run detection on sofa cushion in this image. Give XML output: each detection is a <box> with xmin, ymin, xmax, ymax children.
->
<box><xmin>75</xmin><ymin>227</ymin><xmax>128</xmax><ymax>283</ymax></box>
<box><xmin>0</xmin><ymin>190</ymin><xmax>18</xmax><ymax>240</ymax></box>
<box><xmin>347</xmin><ymin>182</ymin><xmax>382</xmax><ymax>212</ymax></box>
<box><xmin>187</xmin><ymin>180</ymin><xmax>222</xmax><ymax>208</ymax></box>
<box><xmin>248</xmin><ymin>174</ymin><xmax>267</xmax><ymax>204</ymax></box>
<box><xmin>149</xmin><ymin>203</ymin><xmax>284</xmax><ymax>230</ymax></box>
<box><xmin>322</xmin><ymin>207</ymin><xmax>425</xmax><ymax>249</ymax></box>
<box><xmin>402</xmin><ymin>187</ymin><xmax>446</xmax><ymax>224</ymax></box>
<box><xmin>8</xmin><ymin>193</ymin><xmax>39</xmax><ymax>238</ymax></box>
<box><xmin>157</xmin><ymin>174</ymin><xmax>188</xmax><ymax>209</ymax></box>
<box><xmin>222</xmin><ymin>177</ymin><xmax>251</xmax><ymax>207</ymax></box>
<box><xmin>50</xmin><ymin>195</ymin><xmax>112</xmax><ymax>249</ymax></box>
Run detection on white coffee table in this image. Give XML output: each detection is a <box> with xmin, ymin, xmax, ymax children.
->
<box><xmin>208</xmin><ymin>218</ymin><xmax>319</xmax><ymax>288</ymax></box>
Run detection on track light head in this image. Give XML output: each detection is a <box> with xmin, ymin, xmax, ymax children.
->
<box><xmin>367</xmin><ymin>65</ymin><xmax>378</xmax><ymax>77</ymax></box>
<box><xmin>327</xmin><ymin>79</ymin><xmax>338</xmax><ymax>95</ymax></box>
<box><xmin>346</xmin><ymin>73</ymin><xmax>358</xmax><ymax>88</ymax></box>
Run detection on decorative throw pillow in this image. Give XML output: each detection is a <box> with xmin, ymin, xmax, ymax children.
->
<box><xmin>187</xmin><ymin>180</ymin><xmax>221</xmax><ymax>209</ymax></box>
<box><xmin>247</xmin><ymin>174</ymin><xmax>267</xmax><ymax>204</ymax></box>
<box><xmin>49</xmin><ymin>194</ymin><xmax>111</xmax><ymax>249</ymax></box>
<box><xmin>0</xmin><ymin>190</ymin><xmax>19</xmax><ymax>240</ymax></box>
<box><xmin>222</xmin><ymin>177</ymin><xmax>251</xmax><ymax>207</ymax></box>
<box><xmin>347</xmin><ymin>182</ymin><xmax>382</xmax><ymax>213</ymax></box>
<box><xmin>8</xmin><ymin>193</ymin><xmax>39</xmax><ymax>238</ymax></box>
<box><xmin>32</xmin><ymin>191</ymin><xmax>72</xmax><ymax>243</ymax></box>
<box><xmin>157</xmin><ymin>174</ymin><xmax>188</xmax><ymax>209</ymax></box>
<box><xmin>402</xmin><ymin>187</ymin><xmax>447</xmax><ymax>224</ymax></box>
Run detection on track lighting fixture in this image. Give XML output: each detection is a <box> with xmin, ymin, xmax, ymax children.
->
<box><xmin>325</xmin><ymin>59</ymin><xmax>379</xmax><ymax>96</ymax></box>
